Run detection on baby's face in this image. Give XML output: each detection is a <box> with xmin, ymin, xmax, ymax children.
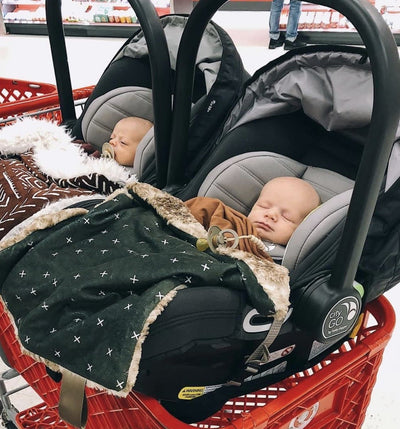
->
<box><xmin>247</xmin><ymin>177</ymin><xmax>320</xmax><ymax>245</ymax></box>
<box><xmin>109</xmin><ymin>118</ymin><xmax>143</xmax><ymax>167</ymax></box>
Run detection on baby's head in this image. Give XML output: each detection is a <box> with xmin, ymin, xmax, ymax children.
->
<box><xmin>108</xmin><ymin>116</ymin><xmax>153</xmax><ymax>167</ymax></box>
<box><xmin>248</xmin><ymin>176</ymin><xmax>320</xmax><ymax>245</ymax></box>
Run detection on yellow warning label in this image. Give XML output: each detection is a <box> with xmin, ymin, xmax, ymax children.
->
<box><xmin>178</xmin><ymin>384</ymin><xmax>223</xmax><ymax>400</ymax></box>
<box><xmin>178</xmin><ymin>386</ymin><xmax>206</xmax><ymax>400</ymax></box>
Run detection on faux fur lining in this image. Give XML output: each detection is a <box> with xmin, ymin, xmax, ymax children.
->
<box><xmin>0</xmin><ymin>180</ymin><xmax>290</xmax><ymax>399</ymax></box>
<box><xmin>127</xmin><ymin>181</ymin><xmax>208</xmax><ymax>239</ymax></box>
<box><xmin>0</xmin><ymin>117</ymin><xmax>73</xmax><ymax>155</ymax></box>
<box><xmin>216</xmin><ymin>247</ymin><xmax>290</xmax><ymax>320</ymax></box>
<box><xmin>0</xmin><ymin>117</ymin><xmax>135</xmax><ymax>185</ymax></box>
<box><xmin>0</xmin><ymin>207</ymin><xmax>88</xmax><ymax>251</ymax></box>
<box><xmin>123</xmin><ymin>284</ymin><xmax>187</xmax><ymax>396</ymax></box>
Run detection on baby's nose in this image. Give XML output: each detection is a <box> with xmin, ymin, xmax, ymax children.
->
<box><xmin>265</xmin><ymin>208</ymin><xmax>278</xmax><ymax>220</ymax></box>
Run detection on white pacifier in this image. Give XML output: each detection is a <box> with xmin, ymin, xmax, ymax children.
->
<box><xmin>102</xmin><ymin>142</ymin><xmax>115</xmax><ymax>159</ymax></box>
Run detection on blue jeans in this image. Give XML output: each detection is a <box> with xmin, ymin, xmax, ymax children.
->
<box><xmin>269</xmin><ymin>0</ymin><xmax>302</xmax><ymax>41</ymax></box>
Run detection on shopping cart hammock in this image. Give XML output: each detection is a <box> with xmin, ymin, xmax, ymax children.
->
<box><xmin>0</xmin><ymin>181</ymin><xmax>289</xmax><ymax>396</ymax></box>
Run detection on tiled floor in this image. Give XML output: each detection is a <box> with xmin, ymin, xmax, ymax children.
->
<box><xmin>0</xmin><ymin>10</ymin><xmax>400</xmax><ymax>428</ymax></box>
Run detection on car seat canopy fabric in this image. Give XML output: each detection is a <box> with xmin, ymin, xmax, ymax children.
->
<box><xmin>116</xmin><ymin>15</ymin><xmax>223</xmax><ymax>93</ymax></box>
<box><xmin>221</xmin><ymin>50</ymin><xmax>374</xmax><ymax>139</ymax></box>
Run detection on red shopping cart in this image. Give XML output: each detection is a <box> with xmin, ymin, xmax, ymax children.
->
<box><xmin>0</xmin><ymin>296</ymin><xmax>394</xmax><ymax>429</ymax></box>
<box><xmin>0</xmin><ymin>77</ymin><xmax>93</xmax><ymax>125</ymax></box>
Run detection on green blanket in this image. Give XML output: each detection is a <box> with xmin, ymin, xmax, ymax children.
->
<box><xmin>0</xmin><ymin>182</ymin><xmax>289</xmax><ymax>396</ymax></box>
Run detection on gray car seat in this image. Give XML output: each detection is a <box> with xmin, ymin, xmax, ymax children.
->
<box><xmin>74</xmin><ymin>15</ymin><xmax>249</xmax><ymax>185</ymax></box>
<box><xmin>197</xmin><ymin>151</ymin><xmax>354</xmax><ymax>287</ymax></box>
<box><xmin>80</xmin><ymin>86</ymin><xmax>156</xmax><ymax>180</ymax></box>
<box><xmin>142</xmin><ymin>150</ymin><xmax>356</xmax><ymax>423</ymax></box>
<box><xmin>175</xmin><ymin>47</ymin><xmax>372</xmax><ymax>201</ymax></box>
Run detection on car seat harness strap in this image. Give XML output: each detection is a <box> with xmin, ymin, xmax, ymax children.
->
<box><xmin>224</xmin><ymin>316</ymin><xmax>284</xmax><ymax>387</ymax></box>
<box><xmin>197</xmin><ymin>226</ymin><xmax>285</xmax><ymax>386</ymax></box>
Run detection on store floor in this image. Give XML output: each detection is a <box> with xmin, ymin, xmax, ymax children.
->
<box><xmin>0</xmin><ymin>10</ymin><xmax>400</xmax><ymax>429</ymax></box>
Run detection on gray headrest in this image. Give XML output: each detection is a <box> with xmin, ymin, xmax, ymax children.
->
<box><xmin>285</xmin><ymin>189</ymin><xmax>352</xmax><ymax>271</ymax></box>
<box><xmin>197</xmin><ymin>151</ymin><xmax>354</xmax><ymax>270</ymax></box>
<box><xmin>132</xmin><ymin>126</ymin><xmax>154</xmax><ymax>178</ymax></box>
<box><xmin>81</xmin><ymin>86</ymin><xmax>153</xmax><ymax>150</ymax></box>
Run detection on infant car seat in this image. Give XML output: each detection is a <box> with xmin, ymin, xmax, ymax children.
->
<box><xmin>71</xmin><ymin>14</ymin><xmax>249</xmax><ymax>185</ymax></box>
<box><xmin>174</xmin><ymin>43</ymin><xmax>400</xmax><ymax>304</ymax></box>
<box><xmin>134</xmin><ymin>150</ymin><xmax>357</xmax><ymax>422</ymax></box>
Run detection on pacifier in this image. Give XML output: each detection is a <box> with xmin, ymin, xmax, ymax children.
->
<box><xmin>102</xmin><ymin>142</ymin><xmax>115</xmax><ymax>159</ymax></box>
<box><xmin>196</xmin><ymin>226</ymin><xmax>240</xmax><ymax>253</ymax></box>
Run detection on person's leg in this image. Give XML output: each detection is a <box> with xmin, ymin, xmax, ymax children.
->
<box><xmin>284</xmin><ymin>0</ymin><xmax>307</xmax><ymax>49</ymax></box>
<box><xmin>285</xmin><ymin>0</ymin><xmax>302</xmax><ymax>41</ymax></box>
<box><xmin>269</xmin><ymin>0</ymin><xmax>285</xmax><ymax>40</ymax></box>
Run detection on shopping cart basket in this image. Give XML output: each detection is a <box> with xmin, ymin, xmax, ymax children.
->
<box><xmin>0</xmin><ymin>78</ymin><xmax>93</xmax><ymax>125</ymax></box>
<box><xmin>0</xmin><ymin>78</ymin><xmax>56</xmax><ymax>106</ymax></box>
<box><xmin>0</xmin><ymin>295</ymin><xmax>394</xmax><ymax>429</ymax></box>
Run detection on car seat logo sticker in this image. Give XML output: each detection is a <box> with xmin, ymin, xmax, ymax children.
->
<box><xmin>322</xmin><ymin>296</ymin><xmax>360</xmax><ymax>339</ymax></box>
<box><xmin>178</xmin><ymin>384</ymin><xmax>223</xmax><ymax>400</ymax></box>
<box><xmin>243</xmin><ymin>308</ymin><xmax>292</xmax><ymax>333</ymax></box>
<box><xmin>289</xmin><ymin>402</ymin><xmax>319</xmax><ymax>428</ymax></box>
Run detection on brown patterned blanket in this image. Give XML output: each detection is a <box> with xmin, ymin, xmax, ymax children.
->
<box><xmin>0</xmin><ymin>118</ymin><xmax>134</xmax><ymax>241</ymax></box>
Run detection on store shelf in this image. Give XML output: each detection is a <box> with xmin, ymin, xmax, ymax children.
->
<box><xmin>3</xmin><ymin>21</ymin><xmax>139</xmax><ymax>37</ymax></box>
<box><xmin>2</xmin><ymin>0</ymin><xmax>400</xmax><ymax>42</ymax></box>
<box><xmin>278</xmin><ymin>1</ymin><xmax>400</xmax><ymax>45</ymax></box>
<box><xmin>299</xmin><ymin>29</ymin><xmax>400</xmax><ymax>45</ymax></box>
<box><xmin>1</xmin><ymin>0</ymin><xmax>169</xmax><ymax>37</ymax></box>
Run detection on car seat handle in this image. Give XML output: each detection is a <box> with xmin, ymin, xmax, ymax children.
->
<box><xmin>125</xmin><ymin>0</ymin><xmax>173</xmax><ymax>189</ymax></box>
<box><xmin>45</xmin><ymin>0</ymin><xmax>76</xmax><ymax>123</ymax></box>
<box><xmin>293</xmin><ymin>0</ymin><xmax>400</xmax><ymax>343</ymax></box>
<box><xmin>46</xmin><ymin>0</ymin><xmax>172</xmax><ymax>189</ymax></box>
<box><xmin>311</xmin><ymin>0</ymin><xmax>400</xmax><ymax>293</ymax></box>
<box><xmin>167</xmin><ymin>0</ymin><xmax>229</xmax><ymax>187</ymax></box>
